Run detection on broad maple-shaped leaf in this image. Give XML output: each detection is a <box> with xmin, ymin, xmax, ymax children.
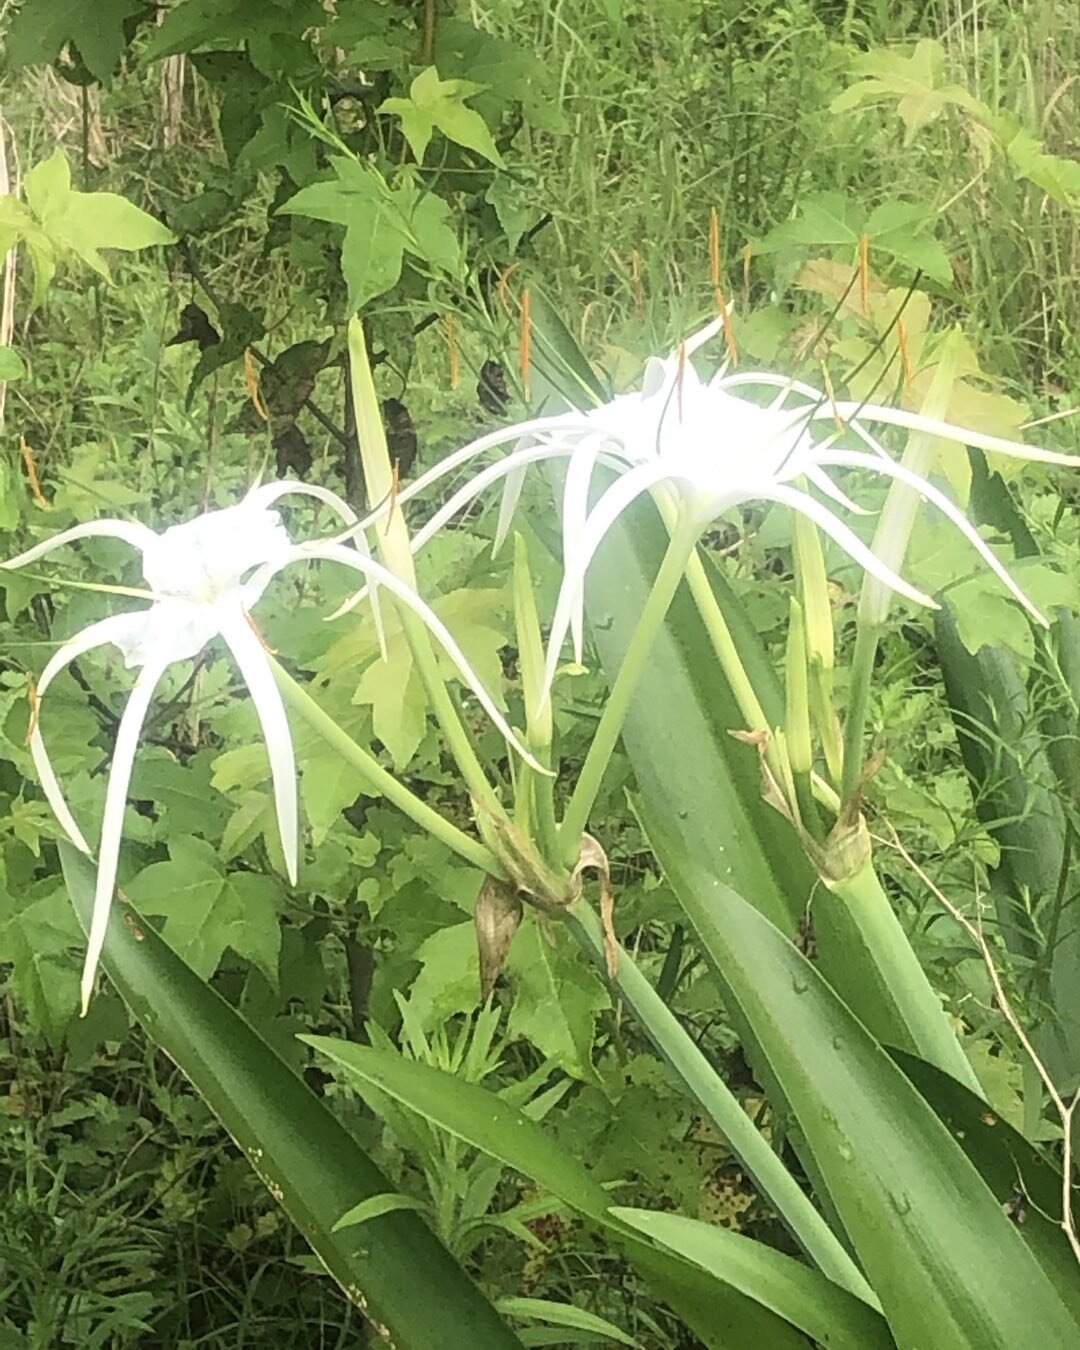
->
<box><xmin>991</xmin><ymin>113</ymin><xmax>1080</xmax><ymax>206</ymax></box>
<box><xmin>911</xmin><ymin>520</ymin><xmax>1077</xmax><ymax>661</ymax></box>
<box><xmin>506</xmin><ymin>918</ymin><xmax>609</xmax><ymax>1084</ymax></box>
<box><xmin>754</xmin><ymin>191</ymin><xmax>952</xmax><ymax>284</ymax></box>
<box><xmin>278</xmin><ymin>158</ymin><xmax>407</xmax><ymax>310</ymax></box>
<box><xmin>279</xmin><ymin>156</ymin><xmax>465</xmax><ymax>308</ymax></box>
<box><xmin>0</xmin><ymin>346</ymin><xmax>26</xmax><ymax>380</ymax></box>
<box><xmin>379</xmin><ymin>66</ymin><xmax>504</xmax><ymax>167</ymax></box>
<box><xmin>126</xmin><ymin>834</ymin><xmax>282</xmax><ymax>985</ymax></box>
<box><xmin>831</xmin><ymin>39</ymin><xmax>986</xmax><ymax>144</ymax></box>
<box><xmin>0</xmin><ymin>883</ymin><xmax>81</xmax><ymax>1046</ymax></box>
<box><xmin>145</xmin><ymin>0</ymin><xmax>324</xmax><ymax>61</ymax></box>
<box><xmin>9</xmin><ymin>149</ymin><xmax>175</xmax><ymax>304</ymax></box>
<box><xmin>341</xmin><ymin>588</ymin><xmax>509</xmax><ymax>770</ymax></box>
<box><xmin>406</xmin><ymin>922</ymin><xmax>484</xmax><ymax>1028</ymax></box>
<box><xmin>5</xmin><ymin>0</ymin><xmax>147</xmax><ymax>84</ymax></box>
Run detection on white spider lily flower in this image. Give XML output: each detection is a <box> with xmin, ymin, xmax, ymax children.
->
<box><xmin>344</xmin><ymin>316</ymin><xmax>1080</xmax><ymax>701</ymax></box>
<box><xmin>5</xmin><ymin>481</ymin><xmax>539</xmax><ymax>1014</ymax></box>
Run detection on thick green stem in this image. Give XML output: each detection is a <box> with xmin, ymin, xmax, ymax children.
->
<box><xmin>273</xmin><ymin>659</ymin><xmax>499</xmax><ymax>876</ymax></box>
<box><xmin>682</xmin><ymin>551</ymin><xmax>770</xmax><ymax>733</ymax></box>
<box><xmin>819</xmin><ymin>863</ymin><xmax>982</xmax><ymax>1092</ymax></box>
<box><xmin>512</xmin><ymin>534</ymin><xmax>560</xmax><ymax>866</ymax></box>
<box><xmin>840</xmin><ymin>622</ymin><xmax>882</xmax><ymax>803</ymax></box>
<box><xmin>565</xmin><ymin>901</ymin><xmax>879</xmax><ymax>1308</ymax></box>
<box><xmin>559</xmin><ymin>524</ymin><xmax>696</xmax><ymax>862</ymax></box>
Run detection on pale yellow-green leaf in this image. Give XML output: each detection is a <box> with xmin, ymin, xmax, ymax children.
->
<box><xmin>831</xmin><ymin>40</ymin><xmax>987</xmax><ymax>145</ymax></box>
<box><xmin>379</xmin><ymin>66</ymin><xmax>503</xmax><ymax>166</ymax></box>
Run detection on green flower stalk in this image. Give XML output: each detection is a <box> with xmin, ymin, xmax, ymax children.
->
<box><xmin>792</xmin><ymin>508</ymin><xmax>843</xmax><ymax>786</ymax></box>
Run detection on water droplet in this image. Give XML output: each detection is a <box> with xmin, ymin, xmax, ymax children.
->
<box><xmin>677</xmin><ymin>808</ymin><xmax>689</xmax><ymax>820</ymax></box>
<box><xmin>890</xmin><ymin>1191</ymin><xmax>912</xmax><ymax>1216</ymax></box>
<box><xmin>837</xmin><ymin>1141</ymin><xmax>854</xmax><ymax>1162</ymax></box>
<box><xmin>792</xmin><ymin>974</ymin><xmax>809</xmax><ymax>994</ymax></box>
<box><xmin>831</xmin><ymin>1034</ymin><xmax>844</xmax><ymax>1051</ymax></box>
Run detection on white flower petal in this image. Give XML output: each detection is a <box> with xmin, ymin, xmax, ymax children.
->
<box><xmin>218</xmin><ymin>606</ymin><xmax>299</xmax><ymax>884</ymax></box>
<box><xmin>268</xmin><ymin>543</ymin><xmax>550</xmax><ymax>774</ymax></box>
<box><xmin>492</xmin><ymin>462</ymin><xmax>530</xmax><ymax>556</ymax></box>
<box><xmin>81</xmin><ymin>657</ymin><xmax>170</xmax><ymax>1015</ymax></box>
<box><xmin>326</xmin><ymin>443</ymin><xmax>572</xmax><ymax>622</ymax></box>
<box><xmin>247</xmin><ymin>479</ymin><xmax>359</xmax><ymax>526</ymax></box>
<box><xmin>718</xmin><ymin>371</ymin><xmax>898</xmax><ymax>463</ymax></box>
<box><xmin>801</xmin><ymin>461</ymin><xmax>870</xmax><ymax>516</ymax></box>
<box><xmin>819</xmin><ymin>449</ymin><xmax>1049</xmax><ymax>625</ymax></box>
<box><xmin>827</xmin><ymin>400</ymin><xmax>1080</xmax><ymax>467</ymax></box>
<box><xmin>680</xmin><ymin>314</ymin><xmax>727</xmax><ymax>358</ymax></box>
<box><xmin>760</xmin><ymin>482</ymin><xmax>936</xmax><ymax>609</ymax></box>
<box><xmin>541</xmin><ymin>459</ymin><xmax>678</xmax><ymax>705</ymax></box>
<box><xmin>3</xmin><ymin>519</ymin><xmax>157</xmax><ymax>570</ymax></box>
<box><xmin>559</xmin><ymin>432</ymin><xmax>627</xmax><ymax>662</ymax></box>
<box><xmin>360</xmin><ymin>412</ymin><xmax>596</xmax><ymax>529</ymax></box>
<box><xmin>32</xmin><ymin>613</ymin><xmax>150</xmax><ymax>856</ymax></box>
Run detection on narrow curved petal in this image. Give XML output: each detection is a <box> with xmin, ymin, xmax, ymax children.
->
<box><xmin>719</xmin><ymin>370</ymin><xmax>825</xmax><ymax>402</ymax></box>
<box><xmin>32</xmin><ymin>612</ymin><xmax>151</xmax><ymax>855</ymax></box>
<box><xmin>541</xmin><ymin>459</ymin><xmax>680</xmax><ymax>705</ymax></box>
<box><xmin>680</xmin><ymin>313</ymin><xmax>727</xmax><ymax>358</ymax></box>
<box><xmin>718</xmin><ymin>371</ymin><xmax>898</xmax><ymax>462</ymax></box>
<box><xmin>492</xmin><ymin>462</ymin><xmax>530</xmax><ymax>556</ymax></box>
<box><xmin>81</xmin><ymin>656</ymin><xmax>170</xmax><ymax>1015</ymax></box>
<box><xmin>247</xmin><ymin>479</ymin><xmax>359</xmax><ymax>526</ymax></box>
<box><xmin>560</xmin><ymin>431</ymin><xmax>625</xmax><ymax>661</ymax></box>
<box><xmin>759</xmin><ymin>482</ymin><xmax>936</xmax><ymax>608</ymax></box>
<box><xmin>267</xmin><ymin>543</ymin><xmax>550</xmax><ymax>774</ymax></box>
<box><xmin>818</xmin><ymin>449</ymin><xmax>1049</xmax><ymax>625</ymax></box>
<box><xmin>326</xmin><ymin>443</ymin><xmax>573</xmax><ymax>621</ymax></box>
<box><xmin>826</xmin><ymin>400</ymin><xmax>1080</xmax><ymax>467</ymax></box>
<box><xmin>802</xmin><ymin>461</ymin><xmax>869</xmax><ymax>516</ymax></box>
<box><xmin>218</xmin><ymin>607</ymin><xmax>299</xmax><ymax>884</ymax></box>
<box><xmin>350</xmin><ymin>411</ymin><xmax>597</xmax><ymax>537</ymax></box>
<box><xmin>3</xmin><ymin>519</ymin><xmax>157</xmax><ymax>571</ymax></box>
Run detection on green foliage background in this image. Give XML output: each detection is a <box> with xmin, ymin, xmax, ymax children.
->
<box><xmin>1</xmin><ymin>0</ymin><xmax>1079</xmax><ymax>1346</ymax></box>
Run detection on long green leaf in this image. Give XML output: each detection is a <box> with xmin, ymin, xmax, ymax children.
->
<box><xmin>638</xmin><ymin>823</ymin><xmax>1080</xmax><ymax>1349</ymax></box>
<box><xmin>612</xmin><ymin>1209</ymin><xmax>893</xmax><ymax>1350</ymax></box>
<box><xmin>59</xmin><ymin>845</ymin><xmax>522</xmax><ymax>1350</ymax></box>
<box><xmin>303</xmin><ymin>1036</ymin><xmax>813</xmax><ymax>1349</ymax></box>
<box><xmin>892</xmin><ymin>1047</ymin><xmax>1080</xmax><ymax>1322</ymax></box>
<box><xmin>934</xmin><ymin>606</ymin><xmax>1080</xmax><ymax>1084</ymax></box>
<box><xmin>565</xmin><ymin>902</ymin><xmax>875</xmax><ymax>1305</ymax></box>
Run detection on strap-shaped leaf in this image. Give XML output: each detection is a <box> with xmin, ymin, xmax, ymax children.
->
<box><xmin>892</xmin><ymin>1047</ymin><xmax>1080</xmax><ymax>1321</ymax></box>
<box><xmin>637</xmin><ymin>823</ymin><xmax>1080</xmax><ymax>1348</ymax></box>
<box><xmin>611</xmin><ymin>1209</ymin><xmax>892</xmax><ymax>1350</ymax></box>
<box><xmin>59</xmin><ymin>844</ymin><xmax>522</xmax><ymax>1350</ymax></box>
<box><xmin>303</xmin><ymin>1036</ymin><xmax>813</xmax><ymax>1350</ymax></box>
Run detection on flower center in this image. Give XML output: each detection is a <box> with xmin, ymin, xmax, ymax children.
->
<box><xmin>141</xmin><ymin>503</ymin><xmax>292</xmax><ymax>604</ymax></box>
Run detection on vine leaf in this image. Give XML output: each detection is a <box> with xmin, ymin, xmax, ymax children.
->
<box><xmin>379</xmin><ymin>66</ymin><xmax>504</xmax><ymax>167</ymax></box>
